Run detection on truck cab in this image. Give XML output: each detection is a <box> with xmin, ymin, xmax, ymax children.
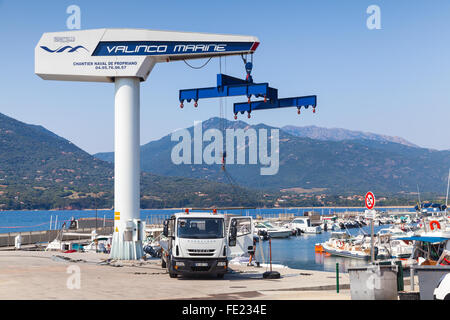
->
<box><xmin>160</xmin><ymin>210</ymin><xmax>253</xmax><ymax>278</ymax></box>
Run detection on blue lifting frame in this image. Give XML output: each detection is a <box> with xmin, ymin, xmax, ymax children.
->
<box><xmin>179</xmin><ymin>74</ymin><xmax>278</xmax><ymax>106</ymax></box>
<box><xmin>234</xmin><ymin>95</ymin><xmax>317</xmax><ymax>117</ymax></box>
<box><xmin>178</xmin><ymin>72</ymin><xmax>317</xmax><ymax>119</ymax></box>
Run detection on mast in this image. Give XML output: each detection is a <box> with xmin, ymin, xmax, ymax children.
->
<box><xmin>446</xmin><ymin>168</ymin><xmax>450</xmax><ymax>214</ymax></box>
<box><xmin>417</xmin><ymin>184</ymin><xmax>421</xmax><ymax>210</ymax></box>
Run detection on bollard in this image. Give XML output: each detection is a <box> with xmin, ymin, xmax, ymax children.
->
<box><xmin>395</xmin><ymin>260</ymin><xmax>404</xmax><ymax>291</ymax></box>
<box><xmin>336</xmin><ymin>262</ymin><xmax>339</xmax><ymax>293</ymax></box>
<box><xmin>269</xmin><ymin>237</ymin><xmax>272</xmax><ymax>272</ymax></box>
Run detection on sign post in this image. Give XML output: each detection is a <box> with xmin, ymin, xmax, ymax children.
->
<box><xmin>365</xmin><ymin>191</ymin><xmax>376</xmax><ymax>263</ymax></box>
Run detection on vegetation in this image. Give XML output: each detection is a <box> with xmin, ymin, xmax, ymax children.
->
<box><xmin>96</xmin><ymin>117</ymin><xmax>450</xmax><ymax>195</ymax></box>
<box><xmin>0</xmin><ymin>113</ymin><xmax>268</xmax><ymax>210</ymax></box>
<box><xmin>0</xmin><ymin>114</ymin><xmax>445</xmax><ymax>210</ymax></box>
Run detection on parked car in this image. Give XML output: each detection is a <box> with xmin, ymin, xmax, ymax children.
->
<box><xmin>434</xmin><ymin>273</ymin><xmax>450</xmax><ymax>300</ymax></box>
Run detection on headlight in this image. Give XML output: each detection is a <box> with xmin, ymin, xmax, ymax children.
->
<box><xmin>176</xmin><ymin>261</ymin><xmax>185</xmax><ymax>266</ymax></box>
<box><xmin>217</xmin><ymin>261</ymin><xmax>226</xmax><ymax>266</ymax></box>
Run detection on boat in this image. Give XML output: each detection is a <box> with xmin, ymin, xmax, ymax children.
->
<box><xmin>398</xmin><ymin>228</ymin><xmax>450</xmax><ymax>266</ymax></box>
<box><xmin>45</xmin><ymin>239</ymin><xmax>74</xmax><ymax>252</ymax></box>
<box><xmin>375</xmin><ymin>233</ymin><xmax>414</xmax><ymax>259</ymax></box>
<box><xmin>45</xmin><ymin>227</ymin><xmax>95</xmax><ymax>252</ymax></box>
<box><xmin>337</xmin><ymin>219</ymin><xmax>362</xmax><ymax>230</ymax></box>
<box><xmin>142</xmin><ymin>228</ymin><xmax>165</xmax><ymax>258</ymax></box>
<box><xmin>254</xmin><ymin>221</ymin><xmax>292</xmax><ymax>238</ymax></box>
<box><xmin>284</xmin><ymin>217</ymin><xmax>321</xmax><ymax>234</ymax></box>
<box><xmin>83</xmin><ymin>235</ymin><xmax>112</xmax><ymax>253</ymax></box>
<box><xmin>377</xmin><ymin>225</ymin><xmax>416</xmax><ymax>238</ymax></box>
<box><xmin>319</xmin><ymin>216</ymin><xmax>340</xmax><ymax>231</ymax></box>
<box><xmin>321</xmin><ymin>231</ymin><xmax>371</xmax><ymax>260</ymax></box>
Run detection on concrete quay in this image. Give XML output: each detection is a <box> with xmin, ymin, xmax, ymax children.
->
<box><xmin>0</xmin><ymin>250</ymin><xmax>350</xmax><ymax>300</ymax></box>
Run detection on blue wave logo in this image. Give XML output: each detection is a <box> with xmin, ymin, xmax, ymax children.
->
<box><xmin>40</xmin><ymin>45</ymin><xmax>88</xmax><ymax>53</ymax></box>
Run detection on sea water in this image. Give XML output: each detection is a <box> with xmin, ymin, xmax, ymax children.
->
<box><xmin>255</xmin><ymin>225</ymin><xmax>388</xmax><ymax>272</ymax></box>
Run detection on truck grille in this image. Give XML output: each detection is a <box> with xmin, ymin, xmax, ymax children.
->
<box><xmin>188</xmin><ymin>249</ymin><xmax>215</xmax><ymax>256</ymax></box>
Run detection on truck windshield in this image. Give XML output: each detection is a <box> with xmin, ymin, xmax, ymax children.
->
<box><xmin>177</xmin><ymin>218</ymin><xmax>224</xmax><ymax>239</ymax></box>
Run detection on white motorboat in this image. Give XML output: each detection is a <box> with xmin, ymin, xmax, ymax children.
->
<box><xmin>285</xmin><ymin>217</ymin><xmax>321</xmax><ymax>234</ymax></box>
<box><xmin>254</xmin><ymin>221</ymin><xmax>292</xmax><ymax>238</ymax></box>
<box><xmin>376</xmin><ymin>233</ymin><xmax>414</xmax><ymax>259</ymax></box>
<box><xmin>319</xmin><ymin>216</ymin><xmax>340</xmax><ymax>231</ymax></box>
<box><xmin>319</xmin><ymin>231</ymin><xmax>371</xmax><ymax>260</ymax></box>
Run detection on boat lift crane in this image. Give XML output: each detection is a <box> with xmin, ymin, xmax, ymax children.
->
<box><xmin>35</xmin><ymin>28</ymin><xmax>317</xmax><ymax>260</ymax></box>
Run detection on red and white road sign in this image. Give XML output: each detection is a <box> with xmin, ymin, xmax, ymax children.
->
<box><xmin>365</xmin><ymin>192</ymin><xmax>375</xmax><ymax>210</ymax></box>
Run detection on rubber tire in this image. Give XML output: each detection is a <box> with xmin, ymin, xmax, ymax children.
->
<box><xmin>263</xmin><ymin>271</ymin><xmax>281</xmax><ymax>279</ymax></box>
<box><xmin>166</xmin><ymin>257</ymin><xmax>177</xmax><ymax>278</ymax></box>
<box><xmin>217</xmin><ymin>273</ymin><xmax>225</xmax><ymax>279</ymax></box>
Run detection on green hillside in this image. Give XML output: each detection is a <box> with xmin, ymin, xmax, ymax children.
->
<box><xmin>96</xmin><ymin>117</ymin><xmax>450</xmax><ymax>194</ymax></box>
<box><xmin>0</xmin><ymin>113</ymin><xmax>265</xmax><ymax>210</ymax></box>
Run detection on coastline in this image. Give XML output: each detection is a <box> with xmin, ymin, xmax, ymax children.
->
<box><xmin>0</xmin><ymin>205</ymin><xmax>415</xmax><ymax>213</ymax></box>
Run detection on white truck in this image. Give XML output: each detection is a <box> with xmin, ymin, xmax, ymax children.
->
<box><xmin>160</xmin><ymin>210</ymin><xmax>254</xmax><ymax>278</ymax></box>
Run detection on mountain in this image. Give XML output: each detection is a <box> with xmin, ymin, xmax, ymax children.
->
<box><xmin>0</xmin><ymin>113</ymin><xmax>264</xmax><ymax>210</ymax></box>
<box><xmin>95</xmin><ymin>117</ymin><xmax>450</xmax><ymax>194</ymax></box>
<box><xmin>282</xmin><ymin>125</ymin><xmax>419</xmax><ymax>148</ymax></box>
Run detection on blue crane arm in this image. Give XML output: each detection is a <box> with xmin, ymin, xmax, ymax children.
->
<box><xmin>233</xmin><ymin>95</ymin><xmax>317</xmax><ymax>115</ymax></box>
<box><xmin>179</xmin><ymin>74</ymin><xmax>278</xmax><ymax>104</ymax></box>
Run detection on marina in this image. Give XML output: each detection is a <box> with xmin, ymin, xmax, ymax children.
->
<box><xmin>0</xmin><ymin>2</ymin><xmax>449</xmax><ymax>306</ymax></box>
<box><xmin>1</xmin><ymin>204</ymin><xmax>448</xmax><ymax>300</ymax></box>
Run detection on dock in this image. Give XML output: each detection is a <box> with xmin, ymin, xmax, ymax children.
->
<box><xmin>0</xmin><ymin>250</ymin><xmax>352</xmax><ymax>300</ymax></box>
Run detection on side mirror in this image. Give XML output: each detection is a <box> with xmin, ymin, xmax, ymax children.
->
<box><xmin>163</xmin><ymin>220</ymin><xmax>169</xmax><ymax>237</ymax></box>
<box><xmin>229</xmin><ymin>220</ymin><xmax>237</xmax><ymax>247</ymax></box>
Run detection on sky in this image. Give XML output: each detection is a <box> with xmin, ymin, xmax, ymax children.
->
<box><xmin>0</xmin><ymin>0</ymin><xmax>450</xmax><ymax>154</ymax></box>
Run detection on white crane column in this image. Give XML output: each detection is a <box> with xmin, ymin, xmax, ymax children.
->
<box><xmin>110</xmin><ymin>77</ymin><xmax>144</xmax><ymax>260</ymax></box>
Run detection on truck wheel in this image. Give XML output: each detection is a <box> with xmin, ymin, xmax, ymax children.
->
<box><xmin>161</xmin><ymin>257</ymin><xmax>166</xmax><ymax>269</ymax></box>
<box><xmin>169</xmin><ymin>272</ymin><xmax>178</xmax><ymax>278</ymax></box>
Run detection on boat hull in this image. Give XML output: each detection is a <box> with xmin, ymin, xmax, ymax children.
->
<box><xmin>267</xmin><ymin>230</ymin><xmax>292</xmax><ymax>238</ymax></box>
<box><xmin>323</xmin><ymin>245</ymin><xmax>370</xmax><ymax>260</ymax></box>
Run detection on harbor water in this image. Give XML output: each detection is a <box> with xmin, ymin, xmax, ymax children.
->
<box><xmin>255</xmin><ymin>225</ymin><xmax>388</xmax><ymax>273</ymax></box>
